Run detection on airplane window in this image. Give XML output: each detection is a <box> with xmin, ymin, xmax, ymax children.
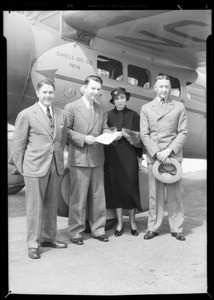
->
<box><xmin>159</xmin><ymin>73</ymin><xmax>180</xmax><ymax>97</ymax></box>
<box><xmin>128</xmin><ymin>65</ymin><xmax>151</xmax><ymax>89</ymax></box>
<box><xmin>97</xmin><ymin>55</ymin><xmax>123</xmax><ymax>81</ymax></box>
<box><xmin>186</xmin><ymin>82</ymin><xmax>206</xmax><ymax>104</ymax></box>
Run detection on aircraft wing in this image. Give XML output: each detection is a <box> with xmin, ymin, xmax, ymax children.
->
<box><xmin>62</xmin><ymin>10</ymin><xmax>211</xmax><ymax>74</ymax></box>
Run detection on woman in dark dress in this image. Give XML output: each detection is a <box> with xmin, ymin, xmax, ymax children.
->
<box><xmin>104</xmin><ymin>87</ymin><xmax>143</xmax><ymax>237</ymax></box>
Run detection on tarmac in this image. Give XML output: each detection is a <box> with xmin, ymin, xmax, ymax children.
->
<box><xmin>7</xmin><ymin>171</ymin><xmax>207</xmax><ymax>296</ymax></box>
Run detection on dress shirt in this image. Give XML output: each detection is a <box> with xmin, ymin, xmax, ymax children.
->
<box><xmin>38</xmin><ymin>101</ymin><xmax>53</xmax><ymax>118</ymax></box>
<box><xmin>82</xmin><ymin>97</ymin><xmax>94</xmax><ymax>111</ymax></box>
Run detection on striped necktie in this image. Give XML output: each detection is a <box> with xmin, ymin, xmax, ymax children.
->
<box><xmin>160</xmin><ymin>99</ymin><xmax>165</xmax><ymax>107</ymax></box>
<box><xmin>46</xmin><ymin>107</ymin><xmax>52</xmax><ymax>122</ymax></box>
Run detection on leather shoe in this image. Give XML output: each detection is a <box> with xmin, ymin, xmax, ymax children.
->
<box><xmin>115</xmin><ymin>226</ymin><xmax>124</xmax><ymax>237</ymax></box>
<box><xmin>144</xmin><ymin>231</ymin><xmax>159</xmax><ymax>240</ymax></box>
<box><xmin>28</xmin><ymin>248</ymin><xmax>40</xmax><ymax>259</ymax></box>
<box><xmin>130</xmin><ymin>226</ymin><xmax>139</xmax><ymax>236</ymax></box>
<box><xmin>171</xmin><ymin>232</ymin><xmax>186</xmax><ymax>241</ymax></box>
<box><xmin>71</xmin><ymin>238</ymin><xmax>84</xmax><ymax>245</ymax></box>
<box><xmin>94</xmin><ymin>235</ymin><xmax>109</xmax><ymax>242</ymax></box>
<box><xmin>41</xmin><ymin>241</ymin><xmax>67</xmax><ymax>248</ymax></box>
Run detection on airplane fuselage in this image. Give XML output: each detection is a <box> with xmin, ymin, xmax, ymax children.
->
<box><xmin>5</xmin><ymin>11</ymin><xmax>206</xmax><ymax>159</ymax></box>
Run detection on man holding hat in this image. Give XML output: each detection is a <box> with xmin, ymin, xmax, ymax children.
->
<box><xmin>140</xmin><ymin>75</ymin><xmax>188</xmax><ymax>241</ymax></box>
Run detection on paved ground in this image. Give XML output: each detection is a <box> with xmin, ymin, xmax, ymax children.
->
<box><xmin>7</xmin><ymin>171</ymin><xmax>207</xmax><ymax>296</ymax></box>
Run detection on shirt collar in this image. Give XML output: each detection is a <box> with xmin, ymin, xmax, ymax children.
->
<box><xmin>156</xmin><ymin>96</ymin><xmax>168</xmax><ymax>103</ymax></box>
<box><xmin>38</xmin><ymin>101</ymin><xmax>53</xmax><ymax>116</ymax></box>
<box><xmin>82</xmin><ymin>97</ymin><xmax>93</xmax><ymax>110</ymax></box>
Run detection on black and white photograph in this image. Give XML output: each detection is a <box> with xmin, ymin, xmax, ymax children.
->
<box><xmin>3</xmin><ymin>6</ymin><xmax>211</xmax><ymax>296</ymax></box>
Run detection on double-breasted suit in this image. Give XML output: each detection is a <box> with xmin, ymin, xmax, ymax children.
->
<box><xmin>140</xmin><ymin>97</ymin><xmax>188</xmax><ymax>233</ymax></box>
<box><xmin>65</xmin><ymin>98</ymin><xmax>111</xmax><ymax>239</ymax></box>
<box><xmin>11</xmin><ymin>102</ymin><xmax>67</xmax><ymax>248</ymax></box>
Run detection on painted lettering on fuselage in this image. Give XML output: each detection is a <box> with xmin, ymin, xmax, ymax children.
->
<box><xmin>116</xmin><ymin>20</ymin><xmax>209</xmax><ymax>52</ymax></box>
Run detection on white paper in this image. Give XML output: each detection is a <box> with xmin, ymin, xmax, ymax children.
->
<box><xmin>95</xmin><ymin>131</ymin><xmax>121</xmax><ymax>145</ymax></box>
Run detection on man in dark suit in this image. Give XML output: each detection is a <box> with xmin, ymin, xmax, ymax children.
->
<box><xmin>140</xmin><ymin>75</ymin><xmax>188</xmax><ymax>241</ymax></box>
<box><xmin>64</xmin><ymin>75</ymin><xmax>112</xmax><ymax>245</ymax></box>
<box><xmin>10</xmin><ymin>78</ymin><xmax>68</xmax><ymax>259</ymax></box>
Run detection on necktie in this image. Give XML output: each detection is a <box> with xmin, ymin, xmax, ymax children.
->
<box><xmin>89</xmin><ymin>103</ymin><xmax>94</xmax><ymax>120</ymax></box>
<box><xmin>160</xmin><ymin>99</ymin><xmax>165</xmax><ymax>107</ymax></box>
<box><xmin>46</xmin><ymin>107</ymin><xmax>52</xmax><ymax>122</ymax></box>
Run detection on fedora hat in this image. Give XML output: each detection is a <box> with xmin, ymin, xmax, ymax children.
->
<box><xmin>110</xmin><ymin>87</ymin><xmax>130</xmax><ymax>104</ymax></box>
<box><xmin>152</xmin><ymin>158</ymin><xmax>182</xmax><ymax>184</ymax></box>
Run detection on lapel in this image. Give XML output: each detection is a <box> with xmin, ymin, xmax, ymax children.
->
<box><xmin>150</xmin><ymin>98</ymin><xmax>162</xmax><ymax>115</ymax></box>
<box><xmin>52</xmin><ymin>106</ymin><xmax>60</xmax><ymax>140</ymax></box>
<box><xmin>157</xmin><ymin>98</ymin><xmax>175</xmax><ymax>120</ymax></box>
<box><xmin>76</xmin><ymin>98</ymin><xmax>91</xmax><ymax>126</ymax></box>
<box><xmin>76</xmin><ymin>98</ymin><xmax>100</xmax><ymax>133</ymax></box>
<box><xmin>33</xmin><ymin>103</ymin><xmax>53</xmax><ymax>137</ymax></box>
<box><xmin>88</xmin><ymin>102</ymin><xmax>100</xmax><ymax>133</ymax></box>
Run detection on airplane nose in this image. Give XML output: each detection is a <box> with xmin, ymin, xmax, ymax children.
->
<box><xmin>3</xmin><ymin>12</ymin><xmax>33</xmax><ymax>123</ymax></box>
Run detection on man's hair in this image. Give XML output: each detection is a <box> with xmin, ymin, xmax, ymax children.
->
<box><xmin>155</xmin><ymin>74</ymin><xmax>171</xmax><ymax>83</ymax></box>
<box><xmin>36</xmin><ymin>78</ymin><xmax>55</xmax><ymax>90</ymax></box>
<box><xmin>85</xmin><ymin>75</ymin><xmax>103</xmax><ymax>85</ymax></box>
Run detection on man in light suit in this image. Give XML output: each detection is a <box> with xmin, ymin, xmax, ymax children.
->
<box><xmin>64</xmin><ymin>75</ymin><xmax>112</xmax><ymax>245</ymax></box>
<box><xmin>10</xmin><ymin>78</ymin><xmax>68</xmax><ymax>259</ymax></box>
<box><xmin>140</xmin><ymin>75</ymin><xmax>188</xmax><ymax>241</ymax></box>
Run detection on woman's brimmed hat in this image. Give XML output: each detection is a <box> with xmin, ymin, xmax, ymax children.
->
<box><xmin>110</xmin><ymin>87</ymin><xmax>131</xmax><ymax>104</ymax></box>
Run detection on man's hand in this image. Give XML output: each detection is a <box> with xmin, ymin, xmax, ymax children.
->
<box><xmin>85</xmin><ymin>135</ymin><xmax>96</xmax><ymax>145</ymax></box>
<box><xmin>156</xmin><ymin>148</ymin><xmax>172</xmax><ymax>163</ymax></box>
<box><xmin>161</xmin><ymin>157</ymin><xmax>171</xmax><ymax>165</ymax></box>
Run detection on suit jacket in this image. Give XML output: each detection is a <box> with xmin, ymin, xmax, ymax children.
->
<box><xmin>11</xmin><ymin>102</ymin><xmax>67</xmax><ymax>177</ymax></box>
<box><xmin>64</xmin><ymin>98</ymin><xmax>111</xmax><ymax>168</ymax></box>
<box><xmin>140</xmin><ymin>97</ymin><xmax>188</xmax><ymax>163</ymax></box>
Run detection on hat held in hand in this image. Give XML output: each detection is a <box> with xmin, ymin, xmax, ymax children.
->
<box><xmin>152</xmin><ymin>158</ymin><xmax>182</xmax><ymax>184</ymax></box>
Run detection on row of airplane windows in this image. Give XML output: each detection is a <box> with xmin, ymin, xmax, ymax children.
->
<box><xmin>32</xmin><ymin>11</ymin><xmax>206</xmax><ymax>105</ymax></box>
<box><xmin>97</xmin><ymin>55</ymin><xmax>206</xmax><ymax>105</ymax></box>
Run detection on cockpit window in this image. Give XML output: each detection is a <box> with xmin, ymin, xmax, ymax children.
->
<box><xmin>128</xmin><ymin>65</ymin><xmax>151</xmax><ymax>89</ymax></box>
<box><xmin>97</xmin><ymin>55</ymin><xmax>123</xmax><ymax>81</ymax></box>
<box><xmin>186</xmin><ymin>82</ymin><xmax>206</xmax><ymax>104</ymax></box>
<box><xmin>159</xmin><ymin>73</ymin><xmax>180</xmax><ymax>97</ymax></box>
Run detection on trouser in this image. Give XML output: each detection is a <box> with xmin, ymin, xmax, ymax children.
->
<box><xmin>147</xmin><ymin>163</ymin><xmax>184</xmax><ymax>233</ymax></box>
<box><xmin>24</xmin><ymin>156</ymin><xmax>62</xmax><ymax>249</ymax></box>
<box><xmin>68</xmin><ymin>165</ymin><xmax>106</xmax><ymax>239</ymax></box>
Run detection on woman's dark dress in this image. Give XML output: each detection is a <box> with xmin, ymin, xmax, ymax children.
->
<box><xmin>104</xmin><ymin>107</ymin><xmax>143</xmax><ymax>211</ymax></box>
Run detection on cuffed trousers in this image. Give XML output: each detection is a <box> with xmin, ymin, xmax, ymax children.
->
<box><xmin>68</xmin><ymin>165</ymin><xmax>106</xmax><ymax>239</ymax></box>
<box><xmin>24</xmin><ymin>156</ymin><xmax>62</xmax><ymax>249</ymax></box>
<box><xmin>147</xmin><ymin>163</ymin><xmax>184</xmax><ymax>233</ymax></box>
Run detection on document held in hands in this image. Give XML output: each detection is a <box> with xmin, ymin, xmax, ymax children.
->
<box><xmin>95</xmin><ymin>131</ymin><xmax>122</xmax><ymax>145</ymax></box>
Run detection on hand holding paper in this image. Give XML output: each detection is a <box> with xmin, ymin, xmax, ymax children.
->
<box><xmin>95</xmin><ymin>131</ymin><xmax>122</xmax><ymax>145</ymax></box>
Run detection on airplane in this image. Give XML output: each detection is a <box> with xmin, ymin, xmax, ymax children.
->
<box><xmin>5</xmin><ymin>10</ymin><xmax>210</xmax><ymax>230</ymax></box>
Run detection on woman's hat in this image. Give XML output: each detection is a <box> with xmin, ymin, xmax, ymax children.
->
<box><xmin>110</xmin><ymin>87</ymin><xmax>130</xmax><ymax>104</ymax></box>
<box><xmin>152</xmin><ymin>158</ymin><xmax>182</xmax><ymax>184</ymax></box>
